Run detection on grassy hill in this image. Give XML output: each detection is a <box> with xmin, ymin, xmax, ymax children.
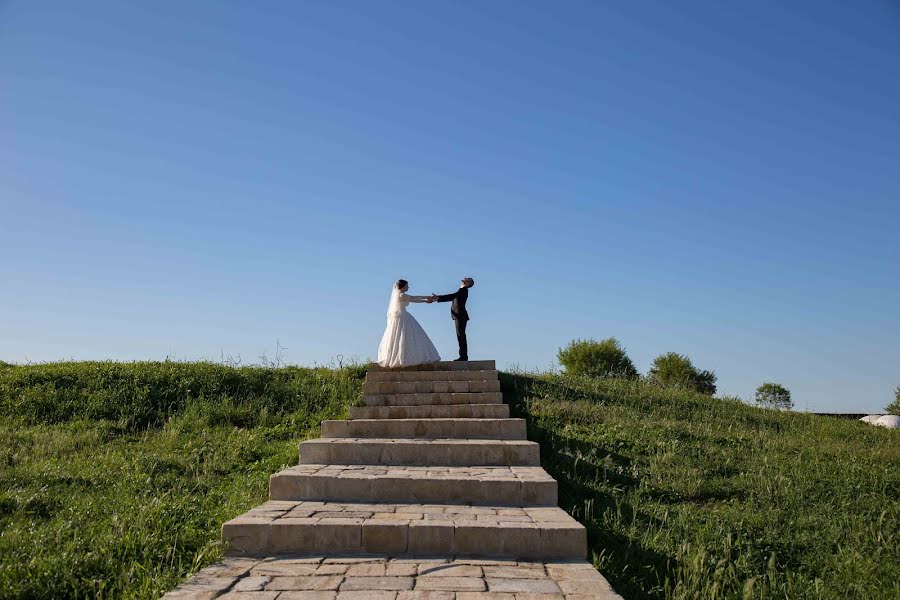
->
<box><xmin>502</xmin><ymin>372</ymin><xmax>899</xmax><ymax>600</ymax></box>
<box><xmin>0</xmin><ymin>362</ymin><xmax>897</xmax><ymax>599</ymax></box>
<box><xmin>0</xmin><ymin>361</ymin><xmax>364</xmax><ymax>599</ymax></box>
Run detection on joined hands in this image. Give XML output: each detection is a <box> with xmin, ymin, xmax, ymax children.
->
<box><xmin>426</xmin><ymin>293</ymin><xmax>438</xmax><ymax>303</ymax></box>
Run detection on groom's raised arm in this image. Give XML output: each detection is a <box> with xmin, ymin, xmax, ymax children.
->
<box><xmin>435</xmin><ymin>290</ymin><xmax>459</xmax><ymax>303</ymax></box>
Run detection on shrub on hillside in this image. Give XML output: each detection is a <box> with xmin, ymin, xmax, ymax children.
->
<box><xmin>647</xmin><ymin>352</ymin><xmax>716</xmax><ymax>395</ymax></box>
<box><xmin>886</xmin><ymin>385</ymin><xmax>900</xmax><ymax>415</ymax></box>
<box><xmin>557</xmin><ymin>338</ymin><xmax>638</xmax><ymax>379</ymax></box>
<box><xmin>755</xmin><ymin>382</ymin><xmax>793</xmax><ymax>410</ymax></box>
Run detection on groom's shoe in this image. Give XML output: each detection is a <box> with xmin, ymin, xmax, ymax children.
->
<box><xmin>453</xmin><ymin>357</ymin><xmax>469</xmax><ymax>362</ymax></box>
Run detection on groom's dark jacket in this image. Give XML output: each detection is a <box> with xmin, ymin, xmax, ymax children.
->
<box><xmin>437</xmin><ymin>287</ymin><xmax>469</xmax><ymax>321</ymax></box>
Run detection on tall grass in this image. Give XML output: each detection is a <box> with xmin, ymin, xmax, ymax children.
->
<box><xmin>501</xmin><ymin>372</ymin><xmax>899</xmax><ymax>600</ymax></box>
<box><xmin>0</xmin><ymin>360</ymin><xmax>366</xmax><ymax>430</ymax></box>
<box><xmin>0</xmin><ymin>361</ymin><xmax>364</xmax><ymax>599</ymax></box>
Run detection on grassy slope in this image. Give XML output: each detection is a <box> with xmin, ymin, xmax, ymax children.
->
<box><xmin>2</xmin><ymin>363</ymin><xmax>897</xmax><ymax>599</ymax></box>
<box><xmin>502</xmin><ymin>373</ymin><xmax>899</xmax><ymax>600</ymax></box>
<box><xmin>0</xmin><ymin>361</ymin><xmax>363</xmax><ymax>599</ymax></box>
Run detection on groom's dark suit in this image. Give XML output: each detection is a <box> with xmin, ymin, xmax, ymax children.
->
<box><xmin>437</xmin><ymin>287</ymin><xmax>469</xmax><ymax>360</ymax></box>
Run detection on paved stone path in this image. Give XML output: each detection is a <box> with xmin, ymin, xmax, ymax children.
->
<box><xmin>164</xmin><ymin>361</ymin><xmax>621</xmax><ymax>599</ymax></box>
<box><xmin>163</xmin><ymin>554</ymin><xmax>620</xmax><ymax>599</ymax></box>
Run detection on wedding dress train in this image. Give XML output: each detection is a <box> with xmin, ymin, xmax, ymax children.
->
<box><xmin>377</xmin><ymin>287</ymin><xmax>441</xmax><ymax>368</ymax></box>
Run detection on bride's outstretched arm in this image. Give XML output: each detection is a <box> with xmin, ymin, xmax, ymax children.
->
<box><xmin>401</xmin><ymin>293</ymin><xmax>431</xmax><ymax>303</ymax></box>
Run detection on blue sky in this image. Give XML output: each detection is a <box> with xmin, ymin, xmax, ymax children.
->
<box><xmin>1</xmin><ymin>1</ymin><xmax>898</xmax><ymax>412</ymax></box>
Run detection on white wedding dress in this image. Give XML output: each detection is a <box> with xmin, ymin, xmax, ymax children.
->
<box><xmin>377</xmin><ymin>286</ymin><xmax>441</xmax><ymax>368</ymax></box>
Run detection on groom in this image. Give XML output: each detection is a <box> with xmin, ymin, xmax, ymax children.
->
<box><xmin>429</xmin><ymin>277</ymin><xmax>475</xmax><ymax>362</ymax></box>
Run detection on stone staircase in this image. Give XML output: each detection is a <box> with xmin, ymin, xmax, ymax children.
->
<box><xmin>221</xmin><ymin>360</ymin><xmax>585</xmax><ymax>558</ymax></box>
<box><xmin>164</xmin><ymin>360</ymin><xmax>621</xmax><ymax>598</ymax></box>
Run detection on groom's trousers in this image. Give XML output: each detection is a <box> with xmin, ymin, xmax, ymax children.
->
<box><xmin>455</xmin><ymin>319</ymin><xmax>469</xmax><ymax>360</ymax></box>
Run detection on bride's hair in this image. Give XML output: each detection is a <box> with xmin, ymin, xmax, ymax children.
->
<box><xmin>396</xmin><ymin>279</ymin><xmax>408</xmax><ymax>290</ymax></box>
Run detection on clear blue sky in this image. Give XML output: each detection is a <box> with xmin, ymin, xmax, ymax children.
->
<box><xmin>2</xmin><ymin>1</ymin><xmax>898</xmax><ymax>412</ymax></box>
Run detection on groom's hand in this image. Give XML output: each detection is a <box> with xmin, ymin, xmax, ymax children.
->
<box><xmin>429</xmin><ymin>294</ymin><xmax>438</xmax><ymax>302</ymax></box>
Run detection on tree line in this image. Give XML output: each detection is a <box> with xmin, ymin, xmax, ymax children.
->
<box><xmin>557</xmin><ymin>337</ymin><xmax>795</xmax><ymax>410</ymax></box>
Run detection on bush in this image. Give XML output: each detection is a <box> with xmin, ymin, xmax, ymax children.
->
<box><xmin>557</xmin><ymin>338</ymin><xmax>638</xmax><ymax>379</ymax></box>
<box><xmin>755</xmin><ymin>382</ymin><xmax>793</xmax><ymax>410</ymax></box>
<box><xmin>886</xmin><ymin>385</ymin><xmax>900</xmax><ymax>415</ymax></box>
<box><xmin>647</xmin><ymin>352</ymin><xmax>716</xmax><ymax>395</ymax></box>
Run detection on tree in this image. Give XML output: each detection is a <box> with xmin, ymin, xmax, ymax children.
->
<box><xmin>557</xmin><ymin>338</ymin><xmax>639</xmax><ymax>379</ymax></box>
<box><xmin>755</xmin><ymin>382</ymin><xmax>793</xmax><ymax>410</ymax></box>
<box><xmin>886</xmin><ymin>385</ymin><xmax>900</xmax><ymax>416</ymax></box>
<box><xmin>647</xmin><ymin>352</ymin><xmax>717</xmax><ymax>395</ymax></box>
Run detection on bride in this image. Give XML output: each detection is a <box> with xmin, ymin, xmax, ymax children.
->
<box><xmin>377</xmin><ymin>279</ymin><xmax>441</xmax><ymax>368</ymax></box>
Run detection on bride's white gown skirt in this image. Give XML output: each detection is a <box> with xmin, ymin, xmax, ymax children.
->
<box><xmin>377</xmin><ymin>312</ymin><xmax>441</xmax><ymax>368</ymax></box>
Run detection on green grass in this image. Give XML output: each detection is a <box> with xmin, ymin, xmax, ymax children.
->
<box><xmin>0</xmin><ymin>361</ymin><xmax>364</xmax><ymax>599</ymax></box>
<box><xmin>2</xmin><ymin>362</ymin><xmax>897</xmax><ymax>599</ymax></box>
<box><xmin>501</xmin><ymin>372</ymin><xmax>900</xmax><ymax>600</ymax></box>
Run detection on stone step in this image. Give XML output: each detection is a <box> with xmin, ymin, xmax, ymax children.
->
<box><xmin>299</xmin><ymin>438</ymin><xmax>541</xmax><ymax>466</ymax></box>
<box><xmin>166</xmin><ymin>555</ymin><xmax>623</xmax><ymax>600</ymax></box>
<box><xmin>222</xmin><ymin>500</ymin><xmax>586</xmax><ymax>558</ymax></box>
<box><xmin>369</xmin><ymin>360</ymin><xmax>496</xmax><ymax>372</ymax></box>
<box><xmin>364</xmin><ymin>392</ymin><xmax>503</xmax><ymax>406</ymax></box>
<box><xmin>364</xmin><ymin>379</ymin><xmax>502</xmax><ymax>395</ymax></box>
<box><xmin>367</xmin><ymin>369</ymin><xmax>499</xmax><ymax>383</ymax></box>
<box><xmin>350</xmin><ymin>403</ymin><xmax>511</xmax><ymax>420</ymax></box>
<box><xmin>270</xmin><ymin>465</ymin><xmax>557</xmax><ymax>505</ymax></box>
<box><xmin>321</xmin><ymin>418</ymin><xmax>526</xmax><ymax>440</ymax></box>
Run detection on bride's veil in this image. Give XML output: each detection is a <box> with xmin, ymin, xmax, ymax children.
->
<box><xmin>387</xmin><ymin>283</ymin><xmax>403</xmax><ymax>317</ymax></box>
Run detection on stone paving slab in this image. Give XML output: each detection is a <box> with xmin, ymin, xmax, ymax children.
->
<box><xmin>364</xmin><ymin>392</ymin><xmax>504</xmax><ymax>407</ymax></box>
<box><xmin>364</xmin><ymin>380</ymin><xmax>503</xmax><ymax>395</ymax></box>
<box><xmin>369</xmin><ymin>361</ymin><xmax>496</xmax><ymax>372</ymax></box>
<box><xmin>298</xmin><ymin>439</ymin><xmax>540</xmax><ymax>466</ymax></box>
<box><xmin>222</xmin><ymin>502</ymin><xmax>585</xmax><ymax>557</ymax></box>
<box><xmin>270</xmin><ymin>465</ymin><xmax>557</xmax><ymax>505</ymax></box>
<box><xmin>349</xmin><ymin>404</ymin><xmax>511</xmax><ymax>420</ymax></box>
<box><xmin>162</xmin><ymin>555</ymin><xmax>622</xmax><ymax>599</ymax></box>
<box><xmin>366</xmin><ymin>370</ymin><xmax>499</xmax><ymax>383</ymax></box>
<box><xmin>320</xmin><ymin>418</ymin><xmax>527</xmax><ymax>440</ymax></box>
